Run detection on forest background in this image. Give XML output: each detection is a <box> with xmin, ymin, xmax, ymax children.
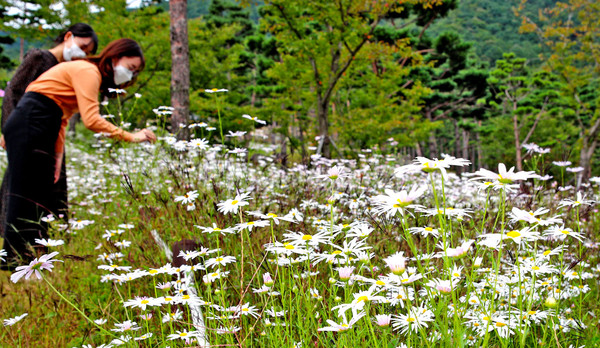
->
<box><xmin>0</xmin><ymin>0</ymin><xmax>598</xmax><ymax>182</ymax></box>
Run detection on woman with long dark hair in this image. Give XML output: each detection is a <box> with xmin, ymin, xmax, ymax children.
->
<box><xmin>0</xmin><ymin>23</ymin><xmax>99</xmax><ymax>247</ymax></box>
<box><xmin>1</xmin><ymin>38</ymin><xmax>156</xmax><ymax>268</ymax></box>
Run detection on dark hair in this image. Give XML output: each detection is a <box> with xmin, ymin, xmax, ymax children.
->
<box><xmin>84</xmin><ymin>38</ymin><xmax>145</xmax><ymax>93</ymax></box>
<box><xmin>54</xmin><ymin>23</ymin><xmax>99</xmax><ymax>54</ymax></box>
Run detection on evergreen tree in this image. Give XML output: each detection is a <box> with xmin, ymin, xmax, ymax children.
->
<box><xmin>0</xmin><ymin>0</ymin><xmax>62</xmax><ymax>60</ymax></box>
<box><xmin>519</xmin><ymin>0</ymin><xmax>600</xmax><ymax>181</ymax></box>
<box><xmin>0</xmin><ymin>2</ymin><xmax>15</xmax><ymax>71</ymax></box>
<box><xmin>488</xmin><ymin>53</ymin><xmax>567</xmax><ymax>170</ymax></box>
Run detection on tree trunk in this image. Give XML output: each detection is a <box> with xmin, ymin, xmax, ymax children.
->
<box><xmin>250</xmin><ymin>57</ymin><xmax>257</xmax><ymax>107</ymax></box>
<box><xmin>462</xmin><ymin>128</ymin><xmax>469</xmax><ymax>160</ymax></box>
<box><xmin>578</xmin><ymin>137</ymin><xmax>597</xmax><ymax>187</ymax></box>
<box><xmin>513</xmin><ymin>113</ymin><xmax>522</xmax><ymax>171</ymax></box>
<box><xmin>453</xmin><ymin>120</ymin><xmax>460</xmax><ymax>158</ymax></box>
<box><xmin>476</xmin><ymin>120</ymin><xmax>482</xmax><ymax>169</ymax></box>
<box><xmin>317</xmin><ymin>97</ymin><xmax>331</xmax><ymax>158</ymax></box>
<box><xmin>415</xmin><ymin>142</ymin><xmax>423</xmax><ymax>157</ymax></box>
<box><xmin>170</xmin><ymin>0</ymin><xmax>190</xmax><ymax>140</ymax></box>
<box><xmin>19</xmin><ymin>37</ymin><xmax>24</xmax><ymax>62</ymax></box>
<box><xmin>425</xmin><ymin>112</ymin><xmax>437</xmax><ymax>157</ymax></box>
<box><xmin>297</xmin><ymin>115</ymin><xmax>307</xmax><ymax>163</ymax></box>
<box><xmin>428</xmin><ymin>133</ymin><xmax>438</xmax><ymax>158</ymax></box>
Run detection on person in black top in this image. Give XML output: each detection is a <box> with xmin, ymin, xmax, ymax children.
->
<box><xmin>0</xmin><ymin>23</ymin><xmax>98</xmax><ymax>269</ymax></box>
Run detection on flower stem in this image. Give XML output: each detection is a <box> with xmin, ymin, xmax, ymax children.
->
<box><xmin>42</xmin><ymin>275</ymin><xmax>117</xmax><ymax>339</ymax></box>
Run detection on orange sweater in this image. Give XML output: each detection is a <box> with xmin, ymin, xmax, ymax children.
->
<box><xmin>26</xmin><ymin>60</ymin><xmax>134</xmax><ymax>153</ymax></box>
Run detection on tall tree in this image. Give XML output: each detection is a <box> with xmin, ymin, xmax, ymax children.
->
<box><xmin>170</xmin><ymin>0</ymin><xmax>191</xmax><ymax>140</ymax></box>
<box><xmin>258</xmin><ymin>0</ymin><xmax>445</xmax><ymax>157</ymax></box>
<box><xmin>488</xmin><ymin>53</ymin><xmax>564</xmax><ymax>171</ymax></box>
<box><xmin>518</xmin><ymin>0</ymin><xmax>600</xmax><ymax>181</ymax></box>
<box><xmin>404</xmin><ymin>30</ymin><xmax>489</xmax><ymax>161</ymax></box>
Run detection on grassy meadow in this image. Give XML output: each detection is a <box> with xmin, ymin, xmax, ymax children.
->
<box><xmin>1</xmin><ymin>116</ymin><xmax>599</xmax><ymax>348</ymax></box>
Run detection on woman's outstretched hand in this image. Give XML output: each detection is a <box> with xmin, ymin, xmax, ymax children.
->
<box><xmin>132</xmin><ymin>128</ymin><xmax>157</xmax><ymax>143</ymax></box>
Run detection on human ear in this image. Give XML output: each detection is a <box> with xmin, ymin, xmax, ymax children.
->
<box><xmin>64</xmin><ymin>31</ymin><xmax>73</xmax><ymax>44</ymax></box>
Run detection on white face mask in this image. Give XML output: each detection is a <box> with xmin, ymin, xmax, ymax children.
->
<box><xmin>63</xmin><ymin>36</ymin><xmax>86</xmax><ymax>62</ymax></box>
<box><xmin>113</xmin><ymin>64</ymin><xmax>133</xmax><ymax>85</ymax></box>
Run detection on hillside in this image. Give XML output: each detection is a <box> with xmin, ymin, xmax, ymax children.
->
<box><xmin>428</xmin><ymin>0</ymin><xmax>557</xmax><ymax>65</ymax></box>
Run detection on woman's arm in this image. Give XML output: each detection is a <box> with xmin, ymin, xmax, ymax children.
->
<box><xmin>53</xmin><ymin>63</ymin><xmax>155</xmax><ymax>155</ymax></box>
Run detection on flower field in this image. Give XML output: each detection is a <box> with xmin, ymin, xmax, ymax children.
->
<box><xmin>1</xmin><ymin>124</ymin><xmax>599</xmax><ymax>347</ymax></box>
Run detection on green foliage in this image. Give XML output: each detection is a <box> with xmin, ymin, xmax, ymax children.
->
<box><xmin>428</xmin><ymin>0</ymin><xmax>558</xmax><ymax>64</ymax></box>
<box><xmin>0</xmin><ymin>0</ymin><xmax>63</xmax><ymax>42</ymax></box>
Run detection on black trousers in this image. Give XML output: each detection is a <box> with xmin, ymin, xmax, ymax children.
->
<box><xmin>1</xmin><ymin>92</ymin><xmax>62</xmax><ymax>263</ymax></box>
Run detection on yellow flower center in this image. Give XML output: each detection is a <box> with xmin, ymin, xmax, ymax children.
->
<box><xmin>406</xmin><ymin>317</ymin><xmax>416</xmax><ymax>323</ymax></box>
<box><xmin>376</xmin><ymin>280</ymin><xmax>385</xmax><ymax>286</ymax></box>
<box><xmin>357</xmin><ymin>296</ymin><xmax>369</xmax><ymax>302</ymax></box>
<box><xmin>394</xmin><ymin>199</ymin><xmax>409</xmax><ymax>208</ymax></box>
<box><xmin>215</xmin><ymin>257</ymin><xmax>224</xmax><ymax>262</ymax></box>
<box><xmin>231</xmin><ymin>200</ymin><xmax>239</xmax><ymax>205</ymax></box>
<box><xmin>285</xmin><ymin>245</ymin><xmax>295</xmax><ymax>250</ymax></box>
<box><xmin>561</xmin><ymin>230</ymin><xmax>570</xmax><ymax>235</ymax></box>
<box><xmin>507</xmin><ymin>230</ymin><xmax>521</xmax><ymax>238</ymax></box>
<box><xmin>495</xmin><ymin>322</ymin><xmax>506</xmax><ymax>327</ymax></box>
<box><xmin>302</xmin><ymin>235</ymin><xmax>312</xmax><ymax>241</ymax></box>
<box><xmin>498</xmin><ymin>174</ymin><xmax>512</xmax><ymax>184</ymax></box>
<box><xmin>141</xmin><ymin>300</ymin><xmax>149</xmax><ymax>304</ymax></box>
<box><xmin>425</xmin><ymin>227</ymin><xmax>433</xmax><ymax>231</ymax></box>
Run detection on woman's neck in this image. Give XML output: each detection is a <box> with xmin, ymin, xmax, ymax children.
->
<box><xmin>48</xmin><ymin>45</ymin><xmax>64</xmax><ymax>63</ymax></box>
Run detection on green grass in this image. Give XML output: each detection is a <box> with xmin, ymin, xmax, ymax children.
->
<box><xmin>1</xmin><ymin>135</ymin><xmax>599</xmax><ymax>348</ymax></box>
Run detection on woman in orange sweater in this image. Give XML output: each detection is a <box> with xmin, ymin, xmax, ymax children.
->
<box><xmin>0</xmin><ymin>23</ymin><xmax>99</xmax><ymax>246</ymax></box>
<box><xmin>1</xmin><ymin>38</ymin><xmax>156</xmax><ymax>267</ymax></box>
